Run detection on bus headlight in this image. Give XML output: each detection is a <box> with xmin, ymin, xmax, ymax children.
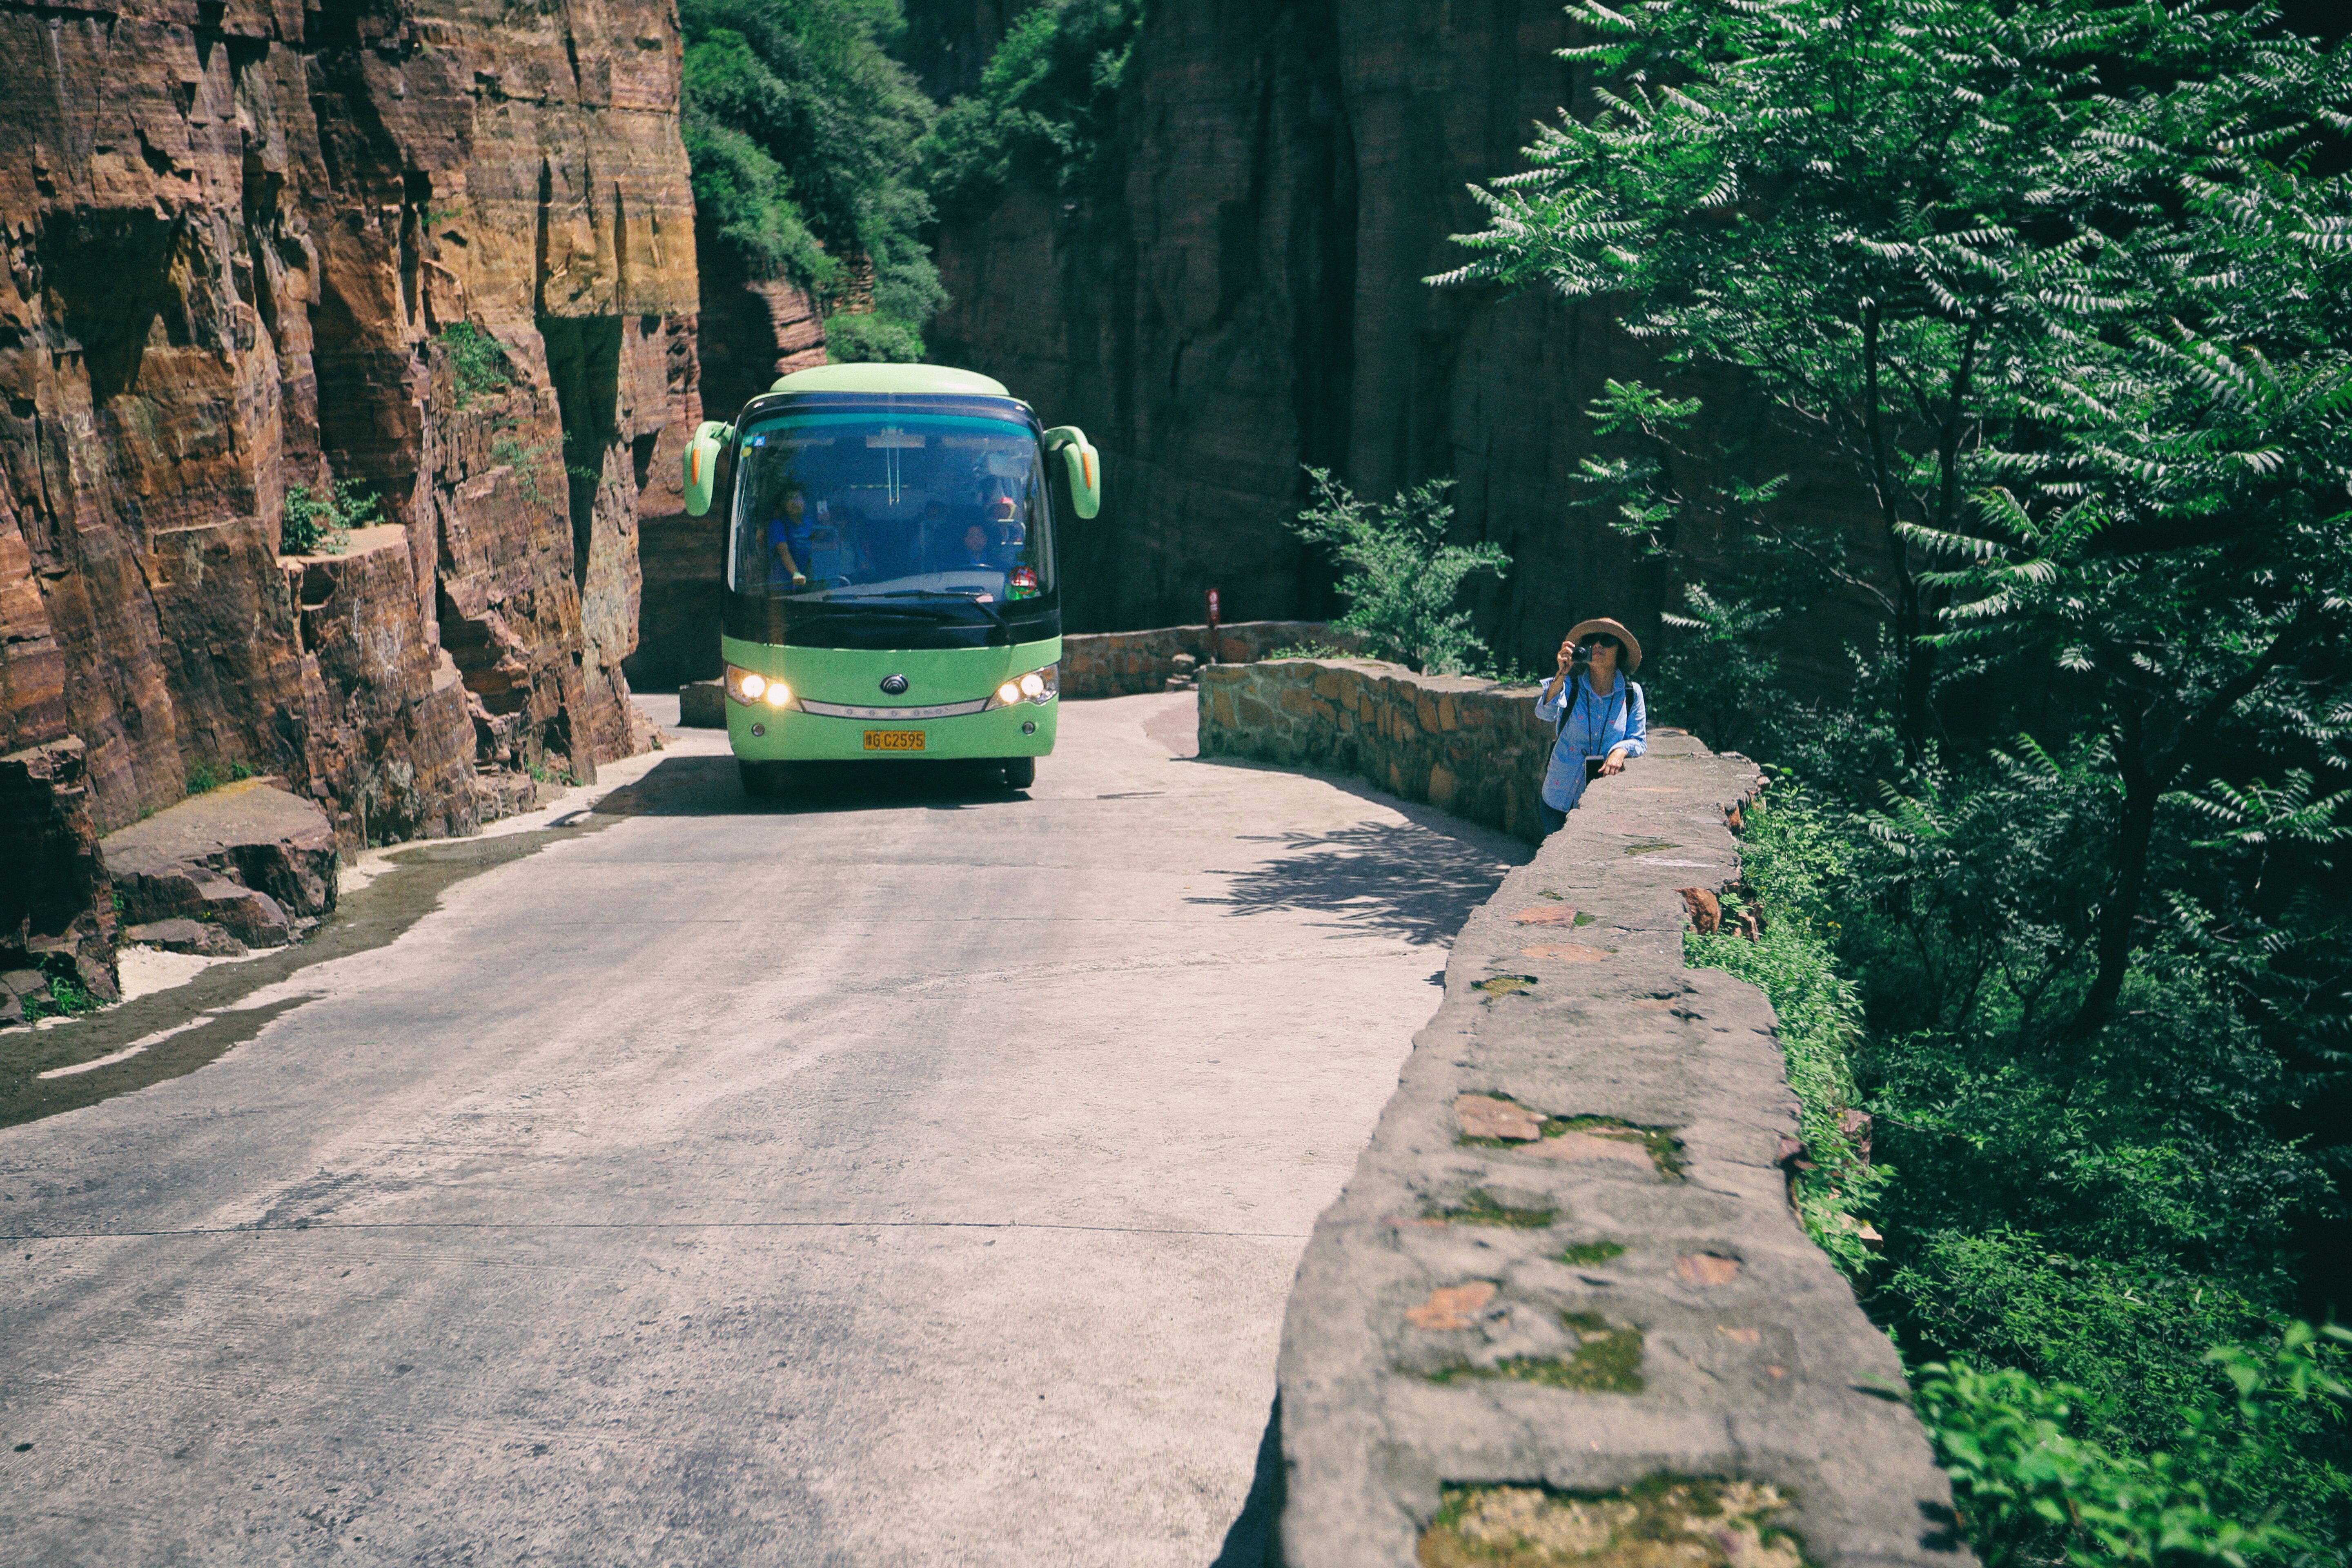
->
<box><xmin>726</xmin><ymin>666</ymin><xmax>791</xmax><ymax>708</ymax></box>
<box><xmin>985</xmin><ymin>664</ymin><xmax>1058</xmax><ymax>710</ymax></box>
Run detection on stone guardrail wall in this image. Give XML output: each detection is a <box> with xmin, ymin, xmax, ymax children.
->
<box><xmin>1200</xmin><ymin>657</ymin><xmax>1555</xmax><ymax>842</ymax></box>
<box><xmin>1061</xmin><ymin>621</ymin><xmax>1360</xmax><ymax>699</ymax></box>
<box><xmin>1200</xmin><ymin>659</ymin><xmax>1968</xmax><ymax>1568</ymax></box>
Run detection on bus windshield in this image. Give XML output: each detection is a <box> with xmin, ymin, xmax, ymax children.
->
<box><xmin>728</xmin><ymin>412</ymin><xmax>1055</xmax><ymax>613</ymax></box>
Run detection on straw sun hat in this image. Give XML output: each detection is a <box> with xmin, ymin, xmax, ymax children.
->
<box><xmin>1566</xmin><ymin>617</ymin><xmax>1643</xmax><ymax>674</ymax></box>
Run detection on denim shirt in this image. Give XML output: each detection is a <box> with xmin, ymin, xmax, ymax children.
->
<box><xmin>1532</xmin><ymin>673</ymin><xmax>1647</xmax><ymax>811</ymax></box>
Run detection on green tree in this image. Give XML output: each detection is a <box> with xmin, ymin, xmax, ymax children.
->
<box><xmin>1437</xmin><ymin>0</ymin><xmax>2352</xmax><ymax>766</ymax></box>
<box><xmin>918</xmin><ymin>0</ymin><xmax>1145</xmax><ymax>218</ymax></box>
<box><xmin>682</xmin><ymin>0</ymin><xmax>946</xmax><ymax>360</ymax></box>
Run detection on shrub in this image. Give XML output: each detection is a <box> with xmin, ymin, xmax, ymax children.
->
<box><xmin>1688</xmin><ymin>784</ymin><xmax>1883</xmax><ymax>1272</ymax></box>
<box><xmin>436</xmin><ymin>321</ymin><xmax>510</xmax><ymax>408</ymax></box>
<box><xmin>1286</xmin><ymin>467</ymin><xmax>1509</xmax><ymax>676</ymax></box>
<box><xmin>1918</xmin><ymin>1324</ymin><xmax>2352</xmax><ymax>1567</ymax></box>
<box><xmin>490</xmin><ymin>437</ymin><xmax>559</xmax><ymax>510</ymax></box>
<box><xmin>1697</xmin><ymin>744</ymin><xmax>2351</xmax><ymax>1550</ymax></box>
<box><xmin>18</xmin><ymin>960</ymin><xmax>100</xmax><ymax>1023</ymax></box>
<box><xmin>280</xmin><ymin>479</ymin><xmax>377</xmax><ymax>557</ymax></box>
<box><xmin>822</xmin><ymin>310</ymin><xmax>926</xmax><ymax>364</ymax></box>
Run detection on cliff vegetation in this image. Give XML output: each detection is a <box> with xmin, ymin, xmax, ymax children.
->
<box><xmin>918</xmin><ymin>0</ymin><xmax>1145</xmax><ymax>218</ymax></box>
<box><xmin>682</xmin><ymin>0</ymin><xmax>946</xmax><ymax>361</ymax></box>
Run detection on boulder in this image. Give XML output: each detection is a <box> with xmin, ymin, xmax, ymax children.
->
<box><xmin>679</xmin><ymin>680</ymin><xmax>727</xmax><ymax>728</ymax></box>
<box><xmin>125</xmin><ymin>918</ymin><xmax>250</xmax><ymax>959</ymax></box>
<box><xmin>100</xmin><ymin>780</ymin><xmax>335</xmax><ymax>949</ymax></box>
<box><xmin>0</xmin><ymin>737</ymin><xmax>119</xmax><ymax>1000</ymax></box>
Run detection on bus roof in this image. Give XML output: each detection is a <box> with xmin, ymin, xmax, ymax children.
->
<box><xmin>769</xmin><ymin>364</ymin><xmax>1010</xmax><ymax>398</ymax></box>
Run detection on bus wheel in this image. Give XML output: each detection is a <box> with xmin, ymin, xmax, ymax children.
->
<box><xmin>739</xmin><ymin>760</ymin><xmax>782</xmax><ymax>799</ymax></box>
<box><xmin>1000</xmin><ymin>757</ymin><xmax>1036</xmax><ymax>789</ymax></box>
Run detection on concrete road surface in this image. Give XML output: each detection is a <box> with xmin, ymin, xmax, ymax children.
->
<box><xmin>0</xmin><ymin>692</ymin><xmax>1526</xmax><ymax>1566</ymax></box>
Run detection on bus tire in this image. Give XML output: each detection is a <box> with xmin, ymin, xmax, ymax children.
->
<box><xmin>739</xmin><ymin>760</ymin><xmax>782</xmax><ymax>799</ymax></box>
<box><xmin>1000</xmin><ymin>757</ymin><xmax>1036</xmax><ymax>789</ymax></box>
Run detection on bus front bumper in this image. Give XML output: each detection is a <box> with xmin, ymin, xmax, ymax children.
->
<box><xmin>727</xmin><ymin>697</ymin><xmax>1059</xmax><ymax>761</ymax></box>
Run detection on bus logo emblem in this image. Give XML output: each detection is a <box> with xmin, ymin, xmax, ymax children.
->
<box><xmin>879</xmin><ymin>673</ymin><xmax>910</xmax><ymax>695</ymax></box>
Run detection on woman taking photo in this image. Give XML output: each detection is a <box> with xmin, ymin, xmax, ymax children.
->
<box><xmin>1532</xmin><ymin>617</ymin><xmax>1648</xmax><ymax>835</ymax></box>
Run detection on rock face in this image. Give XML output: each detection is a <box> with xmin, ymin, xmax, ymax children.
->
<box><xmin>912</xmin><ymin>1</ymin><xmax>1877</xmax><ymax>666</ymax></box>
<box><xmin>101</xmin><ymin>777</ymin><xmax>339</xmax><ymax>949</ymax></box>
<box><xmin>0</xmin><ymin>736</ymin><xmax>116</xmax><ymax>1000</ymax></box>
<box><xmin>0</xmin><ymin>0</ymin><xmax>701</xmax><ymax>974</ymax></box>
<box><xmin>628</xmin><ymin>260</ymin><xmax>826</xmax><ymax>693</ymax></box>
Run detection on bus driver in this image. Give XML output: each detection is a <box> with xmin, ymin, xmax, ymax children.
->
<box><xmin>765</xmin><ymin>490</ymin><xmax>815</xmax><ymax>590</ymax></box>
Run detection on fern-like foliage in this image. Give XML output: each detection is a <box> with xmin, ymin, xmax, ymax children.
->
<box><xmin>1437</xmin><ymin>2</ymin><xmax>2352</xmax><ymax>1555</ymax></box>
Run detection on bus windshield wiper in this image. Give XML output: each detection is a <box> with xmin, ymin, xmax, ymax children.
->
<box><xmin>855</xmin><ymin>589</ymin><xmax>1007</xmax><ymax>633</ymax></box>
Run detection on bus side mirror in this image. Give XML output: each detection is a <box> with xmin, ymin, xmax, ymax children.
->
<box><xmin>683</xmin><ymin>421</ymin><xmax>733</xmax><ymax>517</ymax></box>
<box><xmin>1042</xmin><ymin>426</ymin><xmax>1101</xmax><ymax>519</ymax></box>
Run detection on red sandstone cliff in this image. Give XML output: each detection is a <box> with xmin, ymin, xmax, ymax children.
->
<box><xmin>629</xmin><ymin>239</ymin><xmax>826</xmax><ymax>692</ymax></box>
<box><xmin>0</xmin><ymin>0</ymin><xmax>700</xmax><ymax>982</ymax></box>
<box><xmin>913</xmin><ymin>0</ymin><xmax>1877</xmax><ymax>666</ymax></box>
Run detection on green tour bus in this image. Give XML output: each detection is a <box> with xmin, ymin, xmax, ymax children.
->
<box><xmin>682</xmin><ymin>363</ymin><xmax>1100</xmax><ymax>797</ymax></box>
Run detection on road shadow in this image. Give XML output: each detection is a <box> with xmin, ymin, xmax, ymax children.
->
<box><xmin>1183</xmin><ymin>761</ymin><xmax>1530</xmax><ymax>947</ymax></box>
<box><xmin>1208</xmin><ymin>1393</ymin><xmax>1285</xmax><ymax>1567</ymax></box>
<box><xmin>590</xmin><ymin>752</ymin><xmax>1033</xmax><ymax>819</ymax></box>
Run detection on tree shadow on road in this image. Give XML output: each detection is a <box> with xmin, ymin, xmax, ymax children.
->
<box><xmin>1183</xmin><ymin>762</ymin><xmax>1530</xmax><ymax>947</ymax></box>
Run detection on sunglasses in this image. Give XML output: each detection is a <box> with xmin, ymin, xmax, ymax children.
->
<box><xmin>1579</xmin><ymin>634</ymin><xmax>1621</xmax><ymax>652</ymax></box>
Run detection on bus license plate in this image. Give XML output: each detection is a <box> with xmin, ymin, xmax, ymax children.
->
<box><xmin>864</xmin><ymin>729</ymin><xmax>926</xmax><ymax>752</ymax></box>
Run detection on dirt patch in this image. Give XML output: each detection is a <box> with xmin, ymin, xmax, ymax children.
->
<box><xmin>1519</xmin><ymin>943</ymin><xmax>1611</xmax><ymax>962</ymax></box>
<box><xmin>1427</xmin><ymin>1312</ymin><xmax>1646</xmax><ymax>1394</ymax></box>
<box><xmin>1472</xmin><ymin>974</ymin><xmax>1539</xmax><ymax>999</ymax></box>
<box><xmin>1424</xmin><ymin>1188</ymin><xmax>1558</xmax><ymax>1229</ymax></box>
<box><xmin>1458</xmin><ymin>1109</ymin><xmax>1686</xmax><ymax>1179</ymax></box>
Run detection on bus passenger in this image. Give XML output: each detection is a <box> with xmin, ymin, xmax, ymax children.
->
<box><xmin>951</xmin><ymin>523</ymin><xmax>996</xmax><ymax>570</ymax></box>
<box><xmin>766</xmin><ymin>491</ymin><xmax>814</xmax><ymax>589</ymax></box>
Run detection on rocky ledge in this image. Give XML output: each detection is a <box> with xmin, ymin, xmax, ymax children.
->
<box><xmin>100</xmin><ymin>779</ymin><xmax>338</xmax><ymax>955</ymax></box>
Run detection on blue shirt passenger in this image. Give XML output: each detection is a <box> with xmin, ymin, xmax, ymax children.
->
<box><xmin>764</xmin><ymin>493</ymin><xmax>815</xmax><ymax>587</ymax></box>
